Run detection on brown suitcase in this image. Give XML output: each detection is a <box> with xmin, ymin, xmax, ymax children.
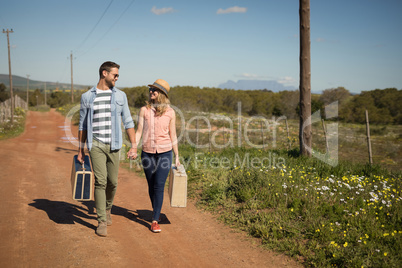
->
<box><xmin>71</xmin><ymin>155</ymin><xmax>93</xmax><ymax>201</ymax></box>
<box><xmin>168</xmin><ymin>165</ymin><xmax>187</xmax><ymax>207</ymax></box>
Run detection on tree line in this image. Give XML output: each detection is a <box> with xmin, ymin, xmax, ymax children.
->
<box><xmin>123</xmin><ymin>86</ymin><xmax>402</xmax><ymax>125</ymax></box>
<box><xmin>2</xmin><ymin>83</ymin><xmax>401</xmax><ymax>125</ymax></box>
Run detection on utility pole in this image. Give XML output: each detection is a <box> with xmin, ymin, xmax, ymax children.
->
<box><xmin>44</xmin><ymin>82</ymin><xmax>47</xmax><ymax>106</ymax></box>
<box><xmin>299</xmin><ymin>0</ymin><xmax>312</xmax><ymax>156</ymax></box>
<box><xmin>70</xmin><ymin>51</ymin><xmax>74</xmax><ymax>103</ymax></box>
<box><xmin>3</xmin><ymin>29</ymin><xmax>14</xmax><ymax>123</ymax></box>
<box><xmin>26</xmin><ymin>74</ymin><xmax>30</xmax><ymax>107</ymax></box>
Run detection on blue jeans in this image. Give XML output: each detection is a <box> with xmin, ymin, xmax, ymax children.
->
<box><xmin>141</xmin><ymin>150</ymin><xmax>172</xmax><ymax>222</ymax></box>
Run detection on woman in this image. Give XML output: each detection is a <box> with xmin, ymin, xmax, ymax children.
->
<box><xmin>134</xmin><ymin>79</ymin><xmax>180</xmax><ymax>233</ymax></box>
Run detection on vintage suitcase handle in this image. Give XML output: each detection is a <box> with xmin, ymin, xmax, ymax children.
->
<box><xmin>81</xmin><ymin>162</ymin><xmax>86</xmax><ymax>172</ymax></box>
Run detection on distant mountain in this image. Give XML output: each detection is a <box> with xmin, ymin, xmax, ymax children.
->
<box><xmin>0</xmin><ymin>74</ymin><xmax>90</xmax><ymax>91</ymax></box>
<box><xmin>218</xmin><ymin>80</ymin><xmax>297</xmax><ymax>92</ymax></box>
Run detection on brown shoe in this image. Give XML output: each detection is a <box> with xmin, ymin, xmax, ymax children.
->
<box><xmin>106</xmin><ymin>209</ymin><xmax>112</xmax><ymax>226</ymax></box>
<box><xmin>96</xmin><ymin>221</ymin><xmax>107</xmax><ymax>237</ymax></box>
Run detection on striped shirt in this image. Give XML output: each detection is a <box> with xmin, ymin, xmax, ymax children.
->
<box><xmin>92</xmin><ymin>89</ymin><xmax>112</xmax><ymax>144</ymax></box>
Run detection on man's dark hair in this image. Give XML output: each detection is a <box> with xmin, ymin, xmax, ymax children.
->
<box><xmin>99</xmin><ymin>61</ymin><xmax>120</xmax><ymax>78</ymax></box>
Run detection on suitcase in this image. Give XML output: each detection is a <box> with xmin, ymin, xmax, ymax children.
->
<box><xmin>168</xmin><ymin>165</ymin><xmax>187</xmax><ymax>207</ymax></box>
<box><xmin>71</xmin><ymin>155</ymin><xmax>93</xmax><ymax>201</ymax></box>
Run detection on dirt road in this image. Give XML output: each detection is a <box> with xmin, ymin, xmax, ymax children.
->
<box><xmin>0</xmin><ymin>110</ymin><xmax>300</xmax><ymax>267</ymax></box>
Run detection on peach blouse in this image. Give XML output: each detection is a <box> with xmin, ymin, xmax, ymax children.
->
<box><xmin>141</xmin><ymin>106</ymin><xmax>174</xmax><ymax>154</ymax></box>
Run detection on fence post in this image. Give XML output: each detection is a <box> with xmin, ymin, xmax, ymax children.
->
<box><xmin>365</xmin><ymin>110</ymin><xmax>373</xmax><ymax>165</ymax></box>
<box><xmin>260</xmin><ymin>120</ymin><xmax>265</xmax><ymax>149</ymax></box>
<box><xmin>285</xmin><ymin>118</ymin><xmax>291</xmax><ymax>150</ymax></box>
<box><xmin>196</xmin><ymin>118</ymin><xmax>199</xmax><ymax>147</ymax></box>
<box><xmin>209</xmin><ymin>129</ymin><xmax>211</xmax><ymax>152</ymax></box>
<box><xmin>321</xmin><ymin>119</ymin><xmax>329</xmax><ymax>154</ymax></box>
<box><xmin>237</xmin><ymin>102</ymin><xmax>242</xmax><ymax>147</ymax></box>
<box><xmin>223</xmin><ymin>127</ymin><xmax>226</xmax><ymax>146</ymax></box>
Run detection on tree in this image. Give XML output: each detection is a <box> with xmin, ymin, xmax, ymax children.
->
<box><xmin>0</xmin><ymin>83</ymin><xmax>9</xmax><ymax>102</ymax></box>
<box><xmin>278</xmin><ymin>90</ymin><xmax>300</xmax><ymax>119</ymax></box>
<box><xmin>47</xmin><ymin>91</ymin><xmax>70</xmax><ymax>108</ymax></box>
<box><xmin>299</xmin><ymin>0</ymin><xmax>311</xmax><ymax>156</ymax></box>
<box><xmin>319</xmin><ymin>87</ymin><xmax>351</xmax><ymax>106</ymax></box>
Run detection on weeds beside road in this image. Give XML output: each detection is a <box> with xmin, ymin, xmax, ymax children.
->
<box><xmin>0</xmin><ymin>107</ymin><xmax>26</xmax><ymax>140</ymax></box>
<box><xmin>177</xmin><ymin>146</ymin><xmax>401</xmax><ymax>267</ymax></box>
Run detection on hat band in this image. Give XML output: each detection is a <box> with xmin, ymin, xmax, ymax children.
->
<box><xmin>151</xmin><ymin>82</ymin><xmax>168</xmax><ymax>96</ymax></box>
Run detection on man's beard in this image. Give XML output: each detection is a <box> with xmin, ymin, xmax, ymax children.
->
<box><xmin>106</xmin><ymin>79</ymin><xmax>115</xmax><ymax>89</ymax></box>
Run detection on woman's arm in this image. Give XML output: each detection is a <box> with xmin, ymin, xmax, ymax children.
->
<box><xmin>169</xmin><ymin>110</ymin><xmax>180</xmax><ymax>166</ymax></box>
<box><xmin>135</xmin><ymin>107</ymin><xmax>145</xmax><ymax>148</ymax></box>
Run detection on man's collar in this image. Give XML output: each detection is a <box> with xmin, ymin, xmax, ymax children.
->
<box><xmin>91</xmin><ymin>86</ymin><xmax>116</xmax><ymax>92</ymax></box>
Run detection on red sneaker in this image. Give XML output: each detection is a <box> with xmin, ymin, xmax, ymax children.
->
<box><xmin>151</xmin><ymin>221</ymin><xmax>161</xmax><ymax>233</ymax></box>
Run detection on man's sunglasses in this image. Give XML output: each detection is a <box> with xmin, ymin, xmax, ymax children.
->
<box><xmin>108</xmin><ymin>72</ymin><xmax>119</xmax><ymax>78</ymax></box>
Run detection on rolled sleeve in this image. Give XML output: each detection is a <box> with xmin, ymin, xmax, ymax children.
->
<box><xmin>79</xmin><ymin>96</ymin><xmax>88</xmax><ymax>131</ymax></box>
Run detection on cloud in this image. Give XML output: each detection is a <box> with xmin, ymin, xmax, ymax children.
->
<box><xmin>217</xmin><ymin>6</ymin><xmax>247</xmax><ymax>14</ymax></box>
<box><xmin>316</xmin><ymin>37</ymin><xmax>326</xmax><ymax>42</ymax></box>
<box><xmin>278</xmin><ymin>76</ymin><xmax>297</xmax><ymax>85</ymax></box>
<box><xmin>151</xmin><ymin>6</ymin><xmax>176</xmax><ymax>15</ymax></box>
<box><xmin>235</xmin><ymin>73</ymin><xmax>270</xmax><ymax>79</ymax></box>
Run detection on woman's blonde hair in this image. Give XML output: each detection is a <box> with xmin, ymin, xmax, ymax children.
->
<box><xmin>146</xmin><ymin>90</ymin><xmax>170</xmax><ymax>116</ymax></box>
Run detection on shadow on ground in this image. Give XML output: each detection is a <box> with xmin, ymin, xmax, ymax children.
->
<box><xmin>29</xmin><ymin>199</ymin><xmax>170</xmax><ymax>231</ymax></box>
<box><xmin>28</xmin><ymin>199</ymin><xmax>97</xmax><ymax>230</ymax></box>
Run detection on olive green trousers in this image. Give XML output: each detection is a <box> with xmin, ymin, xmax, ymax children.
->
<box><xmin>89</xmin><ymin>140</ymin><xmax>120</xmax><ymax>223</ymax></box>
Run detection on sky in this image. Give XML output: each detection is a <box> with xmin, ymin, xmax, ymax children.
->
<box><xmin>0</xmin><ymin>0</ymin><xmax>401</xmax><ymax>94</ymax></box>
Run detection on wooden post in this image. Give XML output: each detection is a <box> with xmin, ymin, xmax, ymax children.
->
<box><xmin>285</xmin><ymin>118</ymin><xmax>291</xmax><ymax>150</ymax></box>
<box><xmin>209</xmin><ymin>129</ymin><xmax>211</xmax><ymax>152</ymax></box>
<box><xmin>260</xmin><ymin>120</ymin><xmax>265</xmax><ymax>149</ymax></box>
<box><xmin>196</xmin><ymin>118</ymin><xmax>199</xmax><ymax>147</ymax></box>
<box><xmin>365</xmin><ymin>110</ymin><xmax>373</xmax><ymax>165</ymax></box>
<box><xmin>299</xmin><ymin>0</ymin><xmax>312</xmax><ymax>156</ymax></box>
<box><xmin>26</xmin><ymin>74</ymin><xmax>30</xmax><ymax>106</ymax></box>
<box><xmin>321</xmin><ymin>119</ymin><xmax>329</xmax><ymax>154</ymax></box>
<box><xmin>3</xmin><ymin>29</ymin><xmax>14</xmax><ymax>124</ymax></box>
<box><xmin>44</xmin><ymin>82</ymin><xmax>47</xmax><ymax>106</ymax></box>
<box><xmin>237</xmin><ymin>102</ymin><xmax>242</xmax><ymax>147</ymax></box>
<box><xmin>223</xmin><ymin>127</ymin><xmax>226</xmax><ymax>146</ymax></box>
<box><xmin>70</xmin><ymin>52</ymin><xmax>74</xmax><ymax>103</ymax></box>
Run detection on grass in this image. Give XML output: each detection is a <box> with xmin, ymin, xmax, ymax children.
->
<box><xmin>172</xmin><ymin>145</ymin><xmax>401</xmax><ymax>268</ymax></box>
<box><xmin>0</xmin><ymin>107</ymin><xmax>26</xmax><ymax>140</ymax></box>
<box><xmin>29</xmin><ymin>105</ymin><xmax>51</xmax><ymax>112</ymax></box>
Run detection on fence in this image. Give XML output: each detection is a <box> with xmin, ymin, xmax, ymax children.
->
<box><xmin>0</xmin><ymin>95</ymin><xmax>28</xmax><ymax>124</ymax></box>
<box><xmin>175</xmin><ymin>110</ymin><xmax>401</xmax><ymax>171</ymax></box>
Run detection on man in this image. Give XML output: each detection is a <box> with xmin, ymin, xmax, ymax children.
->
<box><xmin>77</xmin><ymin>61</ymin><xmax>138</xmax><ymax>237</ymax></box>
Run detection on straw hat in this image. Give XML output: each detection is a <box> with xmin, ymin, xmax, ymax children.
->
<box><xmin>148</xmin><ymin>79</ymin><xmax>170</xmax><ymax>97</ymax></box>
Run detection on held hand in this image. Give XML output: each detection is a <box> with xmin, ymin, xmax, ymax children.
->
<box><xmin>127</xmin><ymin>148</ymin><xmax>138</xmax><ymax>160</ymax></box>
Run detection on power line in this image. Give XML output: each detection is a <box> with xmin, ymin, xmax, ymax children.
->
<box><xmin>74</xmin><ymin>0</ymin><xmax>114</xmax><ymax>52</ymax></box>
<box><xmin>76</xmin><ymin>0</ymin><xmax>135</xmax><ymax>58</ymax></box>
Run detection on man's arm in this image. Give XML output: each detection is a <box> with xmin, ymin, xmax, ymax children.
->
<box><xmin>126</xmin><ymin>128</ymin><xmax>137</xmax><ymax>160</ymax></box>
<box><xmin>77</xmin><ymin>94</ymin><xmax>88</xmax><ymax>163</ymax></box>
<box><xmin>121</xmin><ymin>92</ymin><xmax>137</xmax><ymax>159</ymax></box>
<box><xmin>77</xmin><ymin>130</ymin><xmax>87</xmax><ymax>163</ymax></box>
